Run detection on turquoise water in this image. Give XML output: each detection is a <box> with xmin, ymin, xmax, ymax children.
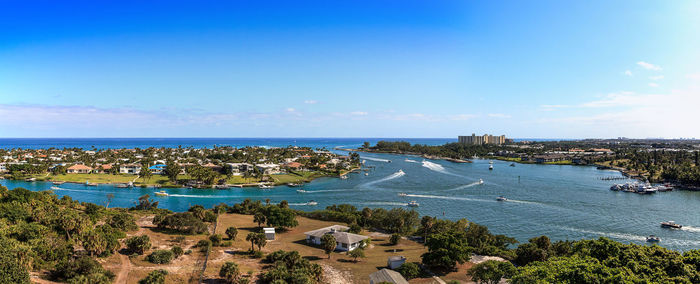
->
<box><xmin>3</xmin><ymin>153</ymin><xmax>700</xmax><ymax>252</ymax></box>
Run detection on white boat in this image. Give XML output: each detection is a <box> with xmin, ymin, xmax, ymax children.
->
<box><xmin>340</xmin><ymin>175</ymin><xmax>348</xmax><ymax>180</ymax></box>
<box><xmin>259</xmin><ymin>184</ymin><xmax>273</xmax><ymax>189</ymax></box>
<box><xmin>306</xmin><ymin>200</ymin><xmax>318</xmax><ymax>206</ymax></box>
<box><xmin>660</xmin><ymin>221</ymin><xmax>682</xmax><ymax>229</ymax></box>
<box><xmin>50</xmin><ymin>186</ymin><xmax>61</xmax><ymax>190</ymax></box>
<box><xmin>116</xmin><ymin>183</ymin><xmax>129</xmax><ymax>188</ymax></box>
<box><xmin>398</xmin><ymin>169</ymin><xmax>405</xmax><ymax>175</ymax></box>
<box><xmin>489</xmin><ymin>165</ymin><xmax>494</xmax><ymax>170</ymax></box>
<box><xmin>365</xmin><ymin>173</ymin><xmax>369</xmax><ymax>176</ymax></box>
<box><xmin>496</xmin><ymin>196</ymin><xmax>507</xmax><ymax>201</ymax></box>
<box><xmin>52</xmin><ymin>181</ymin><xmax>65</xmax><ymax>185</ymax></box>
<box><xmin>296</xmin><ymin>189</ymin><xmax>308</xmax><ymax>193</ymax></box>
<box><xmin>398</xmin><ymin>192</ymin><xmax>407</xmax><ymax>197</ymax></box>
<box><xmin>478</xmin><ymin>179</ymin><xmax>484</xmax><ymax>184</ymax></box>
<box><xmin>154</xmin><ymin>190</ymin><xmax>168</xmax><ymax>197</ymax></box>
<box><xmin>646</xmin><ymin>235</ymin><xmax>660</xmax><ymax>243</ymax></box>
<box><xmin>407</xmin><ymin>201</ymin><xmax>419</xmax><ymax>207</ymax></box>
<box><xmin>489</xmin><ymin>161</ymin><xmax>494</xmax><ymax>164</ymax></box>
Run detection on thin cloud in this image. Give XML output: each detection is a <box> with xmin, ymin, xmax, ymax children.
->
<box><xmin>304</xmin><ymin>100</ymin><xmax>318</xmax><ymax>104</ymax></box>
<box><xmin>488</xmin><ymin>113</ymin><xmax>511</xmax><ymax>118</ymax></box>
<box><xmin>350</xmin><ymin>111</ymin><xmax>368</xmax><ymax>116</ymax></box>
<box><xmin>637</xmin><ymin>61</ymin><xmax>662</xmax><ymax>71</ymax></box>
<box><xmin>649</xmin><ymin>75</ymin><xmax>664</xmax><ymax>80</ymax></box>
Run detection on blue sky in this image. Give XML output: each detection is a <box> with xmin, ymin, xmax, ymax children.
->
<box><xmin>1</xmin><ymin>0</ymin><xmax>699</xmax><ymax>138</ymax></box>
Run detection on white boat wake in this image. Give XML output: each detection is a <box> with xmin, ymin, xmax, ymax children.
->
<box><xmin>561</xmin><ymin>227</ymin><xmax>700</xmax><ymax>246</ymax></box>
<box><xmin>682</xmin><ymin>226</ymin><xmax>700</xmax><ymax>233</ymax></box>
<box><xmin>405</xmin><ymin>159</ymin><xmax>419</xmax><ymax>163</ymax></box>
<box><xmin>362</xmin><ymin>201</ymin><xmax>408</xmax><ymax>206</ymax></box>
<box><xmin>404</xmin><ymin>193</ymin><xmax>490</xmax><ymax>203</ymax></box>
<box><xmin>304</xmin><ymin>189</ymin><xmax>349</xmax><ymax>193</ymax></box>
<box><xmin>422</xmin><ymin>160</ymin><xmax>464</xmax><ymax>178</ymax></box>
<box><xmin>362</xmin><ymin>156</ymin><xmax>391</xmax><ymax>163</ymax></box>
<box><xmin>360</xmin><ymin>170</ymin><xmax>406</xmax><ymax>187</ymax></box>
<box><xmin>445</xmin><ymin>181</ymin><xmax>483</xmax><ymax>191</ymax></box>
<box><xmin>168</xmin><ymin>194</ymin><xmax>230</xmax><ymax>198</ymax></box>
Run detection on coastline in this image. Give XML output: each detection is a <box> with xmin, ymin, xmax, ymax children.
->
<box><xmin>338</xmin><ymin>147</ymin><xmax>472</xmax><ymax>163</ymax></box>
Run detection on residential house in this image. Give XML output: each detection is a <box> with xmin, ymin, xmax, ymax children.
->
<box><xmin>225</xmin><ymin>163</ymin><xmax>254</xmax><ymax>175</ymax></box>
<box><xmin>387</xmin><ymin>256</ymin><xmax>406</xmax><ymax>269</ymax></box>
<box><xmin>94</xmin><ymin>164</ymin><xmax>113</xmax><ymax>173</ymax></box>
<box><xmin>0</xmin><ymin>163</ymin><xmax>6</xmax><ymax>173</ymax></box>
<box><xmin>534</xmin><ymin>154</ymin><xmax>568</xmax><ymax>163</ymax></box>
<box><xmin>283</xmin><ymin>162</ymin><xmax>304</xmax><ymax>171</ymax></box>
<box><xmin>149</xmin><ymin>164</ymin><xmax>167</xmax><ymax>175</ymax></box>
<box><xmin>67</xmin><ymin>164</ymin><xmax>92</xmax><ymax>174</ymax></box>
<box><xmin>304</xmin><ymin>225</ymin><xmax>369</xmax><ymax>252</ymax></box>
<box><xmin>256</xmin><ymin>163</ymin><xmax>281</xmax><ymax>175</ymax></box>
<box><xmin>120</xmin><ymin>164</ymin><xmax>142</xmax><ymax>174</ymax></box>
<box><xmin>369</xmin><ymin>269</ymin><xmax>408</xmax><ymax>284</ymax></box>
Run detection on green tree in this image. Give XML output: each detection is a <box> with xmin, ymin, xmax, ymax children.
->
<box><xmin>225</xmin><ymin>226</ymin><xmax>238</xmax><ymax>240</ymax></box>
<box><xmin>126</xmin><ymin>235</ymin><xmax>151</xmax><ymax>255</ymax></box>
<box><xmin>389</xmin><ymin>233</ymin><xmax>401</xmax><ymax>245</ymax></box>
<box><xmin>320</xmin><ymin>234</ymin><xmax>336</xmax><ymax>259</ymax></box>
<box><xmin>140</xmin><ymin>163</ymin><xmax>152</xmax><ymax>182</ymax></box>
<box><xmin>246</xmin><ymin>232</ymin><xmax>266</xmax><ymax>252</ymax></box>
<box><xmin>348</xmin><ymin>247</ymin><xmax>365</xmax><ymax>263</ymax></box>
<box><xmin>219</xmin><ymin>261</ymin><xmax>240</xmax><ymax>284</ymax></box>
<box><xmin>164</xmin><ymin>160</ymin><xmax>181</xmax><ymax>183</ymax></box>
<box><xmin>147</xmin><ymin>250</ymin><xmax>174</xmax><ymax>264</ymax></box>
<box><xmin>253</xmin><ymin>211</ymin><xmax>266</xmax><ymax>228</ymax></box>
<box><xmin>171</xmin><ymin>246</ymin><xmax>184</xmax><ymax>258</ymax></box>
<box><xmin>421</xmin><ymin>231</ymin><xmax>472</xmax><ymax>271</ymax></box>
<box><xmin>81</xmin><ymin>229</ymin><xmax>108</xmax><ymax>257</ymax></box>
<box><xmin>264</xmin><ymin>206</ymin><xmax>298</xmax><ymax>229</ymax></box>
<box><xmin>468</xmin><ymin>260</ymin><xmax>516</xmax><ymax>284</ymax></box>
<box><xmin>396</xmin><ymin>262</ymin><xmax>421</xmax><ymax>280</ymax></box>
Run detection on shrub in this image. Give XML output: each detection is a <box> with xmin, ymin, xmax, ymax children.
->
<box><xmin>155</xmin><ymin>212</ymin><xmax>208</xmax><ymax>234</ymax></box>
<box><xmin>147</xmin><ymin>250</ymin><xmax>174</xmax><ymax>264</ymax></box>
<box><xmin>219</xmin><ymin>262</ymin><xmax>240</xmax><ymax>284</ymax></box>
<box><xmin>209</xmin><ymin>234</ymin><xmax>223</xmax><ymax>246</ymax></box>
<box><xmin>171</xmin><ymin>246</ymin><xmax>184</xmax><ymax>258</ymax></box>
<box><xmin>109</xmin><ymin>212</ymin><xmax>138</xmax><ymax>231</ymax></box>
<box><xmin>196</xmin><ymin>239</ymin><xmax>212</xmax><ymax>252</ymax></box>
<box><xmin>396</xmin><ymin>262</ymin><xmax>421</xmax><ymax>279</ymax></box>
<box><xmin>225</xmin><ymin>226</ymin><xmax>238</xmax><ymax>240</ymax></box>
<box><xmin>221</xmin><ymin>241</ymin><xmax>233</xmax><ymax>247</ymax></box>
<box><xmin>250</xmin><ymin>250</ymin><xmax>264</xmax><ymax>258</ymax></box>
<box><xmin>389</xmin><ymin>233</ymin><xmax>401</xmax><ymax>245</ymax></box>
<box><xmin>125</xmin><ymin>235</ymin><xmax>151</xmax><ymax>255</ymax></box>
<box><xmin>349</xmin><ymin>223</ymin><xmax>362</xmax><ymax>234</ymax></box>
<box><xmin>138</xmin><ymin>269</ymin><xmax>168</xmax><ymax>284</ymax></box>
<box><xmin>468</xmin><ymin>260</ymin><xmax>515</xmax><ymax>284</ymax></box>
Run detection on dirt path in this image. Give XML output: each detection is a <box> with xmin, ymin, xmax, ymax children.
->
<box><xmin>320</xmin><ymin>263</ymin><xmax>353</xmax><ymax>284</ymax></box>
<box><xmin>114</xmin><ymin>253</ymin><xmax>132</xmax><ymax>284</ymax></box>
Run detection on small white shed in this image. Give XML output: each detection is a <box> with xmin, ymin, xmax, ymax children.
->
<box><xmin>263</xmin><ymin>227</ymin><xmax>275</xmax><ymax>240</ymax></box>
<box><xmin>387</xmin><ymin>256</ymin><xmax>406</xmax><ymax>269</ymax></box>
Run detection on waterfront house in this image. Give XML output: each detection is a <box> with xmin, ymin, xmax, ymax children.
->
<box><xmin>283</xmin><ymin>162</ymin><xmax>304</xmax><ymax>171</ymax></box>
<box><xmin>0</xmin><ymin>163</ymin><xmax>6</xmax><ymax>173</ymax></box>
<box><xmin>256</xmin><ymin>163</ymin><xmax>281</xmax><ymax>175</ymax></box>
<box><xmin>119</xmin><ymin>164</ymin><xmax>142</xmax><ymax>174</ymax></box>
<box><xmin>304</xmin><ymin>225</ymin><xmax>368</xmax><ymax>252</ymax></box>
<box><xmin>149</xmin><ymin>164</ymin><xmax>167</xmax><ymax>175</ymax></box>
<box><xmin>225</xmin><ymin>163</ymin><xmax>254</xmax><ymax>174</ymax></box>
<box><xmin>203</xmin><ymin>162</ymin><xmax>223</xmax><ymax>173</ymax></box>
<box><xmin>369</xmin><ymin>269</ymin><xmax>408</xmax><ymax>284</ymax></box>
<box><xmin>534</xmin><ymin>154</ymin><xmax>568</xmax><ymax>163</ymax></box>
<box><xmin>67</xmin><ymin>164</ymin><xmax>92</xmax><ymax>174</ymax></box>
<box><xmin>94</xmin><ymin>164</ymin><xmax>113</xmax><ymax>173</ymax></box>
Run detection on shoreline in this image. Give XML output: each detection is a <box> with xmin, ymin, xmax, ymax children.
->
<box><xmin>337</xmin><ymin>147</ymin><xmax>472</xmax><ymax>163</ymax></box>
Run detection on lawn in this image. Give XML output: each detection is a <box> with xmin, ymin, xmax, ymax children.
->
<box><xmin>210</xmin><ymin>213</ymin><xmax>429</xmax><ymax>283</ymax></box>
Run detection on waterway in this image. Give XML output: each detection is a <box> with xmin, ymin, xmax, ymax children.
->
<box><xmin>2</xmin><ymin>138</ymin><xmax>699</xmax><ymax>251</ymax></box>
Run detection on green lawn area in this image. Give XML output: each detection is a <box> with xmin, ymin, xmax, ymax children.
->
<box><xmin>39</xmin><ymin>173</ymin><xmax>138</xmax><ymax>184</ymax></box>
<box><xmin>544</xmin><ymin>160</ymin><xmax>573</xmax><ymax>165</ymax></box>
<box><xmin>269</xmin><ymin>171</ymin><xmax>326</xmax><ymax>184</ymax></box>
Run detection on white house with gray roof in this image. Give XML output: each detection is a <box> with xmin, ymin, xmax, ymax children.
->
<box><xmin>304</xmin><ymin>225</ymin><xmax>368</xmax><ymax>252</ymax></box>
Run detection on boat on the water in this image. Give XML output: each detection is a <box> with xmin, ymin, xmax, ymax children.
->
<box><xmin>398</xmin><ymin>192</ymin><xmax>407</xmax><ymax>197</ymax></box>
<box><xmin>489</xmin><ymin>165</ymin><xmax>494</xmax><ymax>170</ymax></box>
<box><xmin>116</xmin><ymin>183</ymin><xmax>129</xmax><ymax>188</ymax></box>
<box><xmin>296</xmin><ymin>189</ymin><xmax>308</xmax><ymax>193</ymax></box>
<box><xmin>496</xmin><ymin>196</ymin><xmax>507</xmax><ymax>201</ymax></box>
<box><xmin>397</xmin><ymin>169</ymin><xmax>405</xmax><ymax>175</ymax></box>
<box><xmin>154</xmin><ymin>190</ymin><xmax>168</xmax><ymax>197</ymax></box>
<box><xmin>340</xmin><ymin>175</ymin><xmax>348</xmax><ymax>180</ymax></box>
<box><xmin>287</xmin><ymin>183</ymin><xmax>303</xmax><ymax>187</ymax></box>
<box><xmin>364</xmin><ymin>173</ymin><xmax>369</xmax><ymax>176</ymax></box>
<box><xmin>407</xmin><ymin>201</ymin><xmax>419</xmax><ymax>207</ymax></box>
<box><xmin>660</xmin><ymin>221</ymin><xmax>682</xmax><ymax>229</ymax></box>
<box><xmin>50</xmin><ymin>186</ymin><xmax>61</xmax><ymax>190</ymax></box>
<box><xmin>86</xmin><ymin>183</ymin><xmax>98</xmax><ymax>186</ymax></box>
<box><xmin>646</xmin><ymin>235</ymin><xmax>660</xmax><ymax>243</ymax></box>
<box><xmin>259</xmin><ymin>184</ymin><xmax>273</xmax><ymax>189</ymax></box>
<box><xmin>478</xmin><ymin>179</ymin><xmax>484</xmax><ymax>184</ymax></box>
<box><xmin>25</xmin><ymin>177</ymin><xmax>36</xmax><ymax>182</ymax></box>
<box><xmin>510</xmin><ymin>163</ymin><xmax>516</xmax><ymax>167</ymax></box>
<box><xmin>306</xmin><ymin>200</ymin><xmax>318</xmax><ymax>206</ymax></box>
<box><xmin>52</xmin><ymin>181</ymin><xmax>65</xmax><ymax>185</ymax></box>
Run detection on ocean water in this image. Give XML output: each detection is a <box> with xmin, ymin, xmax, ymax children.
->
<box><xmin>2</xmin><ymin>138</ymin><xmax>700</xmax><ymax>251</ymax></box>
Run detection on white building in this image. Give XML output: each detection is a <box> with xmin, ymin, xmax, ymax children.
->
<box><xmin>225</xmin><ymin>163</ymin><xmax>254</xmax><ymax>174</ymax></box>
<box><xmin>263</xmin><ymin>227</ymin><xmax>275</xmax><ymax>240</ymax></box>
<box><xmin>304</xmin><ymin>225</ymin><xmax>368</xmax><ymax>252</ymax></box>
<box><xmin>255</xmin><ymin>163</ymin><xmax>281</xmax><ymax>175</ymax></box>
<box><xmin>119</xmin><ymin>164</ymin><xmax>142</xmax><ymax>174</ymax></box>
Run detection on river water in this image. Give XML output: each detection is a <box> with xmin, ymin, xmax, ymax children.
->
<box><xmin>2</xmin><ymin>138</ymin><xmax>699</xmax><ymax>251</ymax></box>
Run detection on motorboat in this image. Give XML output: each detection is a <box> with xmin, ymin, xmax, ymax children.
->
<box><xmin>52</xmin><ymin>181</ymin><xmax>65</xmax><ymax>185</ymax></box>
<box><xmin>510</xmin><ymin>163</ymin><xmax>516</xmax><ymax>167</ymax></box>
<box><xmin>489</xmin><ymin>165</ymin><xmax>494</xmax><ymax>170</ymax></box>
<box><xmin>660</xmin><ymin>221</ymin><xmax>682</xmax><ymax>229</ymax></box>
<box><xmin>496</xmin><ymin>196</ymin><xmax>507</xmax><ymax>201</ymax></box>
<box><xmin>489</xmin><ymin>161</ymin><xmax>494</xmax><ymax>164</ymax></box>
<box><xmin>646</xmin><ymin>235</ymin><xmax>660</xmax><ymax>243</ymax></box>
<box><xmin>86</xmin><ymin>183</ymin><xmax>98</xmax><ymax>186</ymax></box>
<box><xmin>154</xmin><ymin>190</ymin><xmax>169</xmax><ymax>197</ymax></box>
<box><xmin>397</xmin><ymin>169</ymin><xmax>405</xmax><ymax>175</ymax></box>
<box><xmin>296</xmin><ymin>189</ymin><xmax>308</xmax><ymax>193</ymax></box>
<box><xmin>287</xmin><ymin>183</ymin><xmax>303</xmax><ymax>187</ymax></box>
<box><xmin>340</xmin><ymin>175</ymin><xmax>348</xmax><ymax>180</ymax></box>
<box><xmin>655</xmin><ymin>184</ymin><xmax>673</xmax><ymax>192</ymax></box>
<box><xmin>365</xmin><ymin>173</ymin><xmax>369</xmax><ymax>176</ymax></box>
<box><xmin>259</xmin><ymin>184</ymin><xmax>273</xmax><ymax>189</ymax></box>
<box><xmin>25</xmin><ymin>177</ymin><xmax>36</xmax><ymax>182</ymax></box>
<box><xmin>398</xmin><ymin>192</ymin><xmax>407</xmax><ymax>197</ymax></box>
<box><xmin>50</xmin><ymin>186</ymin><xmax>61</xmax><ymax>190</ymax></box>
<box><xmin>116</xmin><ymin>183</ymin><xmax>129</xmax><ymax>188</ymax></box>
<box><xmin>306</xmin><ymin>200</ymin><xmax>318</xmax><ymax>206</ymax></box>
<box><xmin>407</xmin><ymin>201</ymin><xmax>419</xmax><ymax>207</ymax></box>
<box><xmin>478</xmin><ymin>179</ymin><xmax>484</xmax><ymax>184</ymax></box>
